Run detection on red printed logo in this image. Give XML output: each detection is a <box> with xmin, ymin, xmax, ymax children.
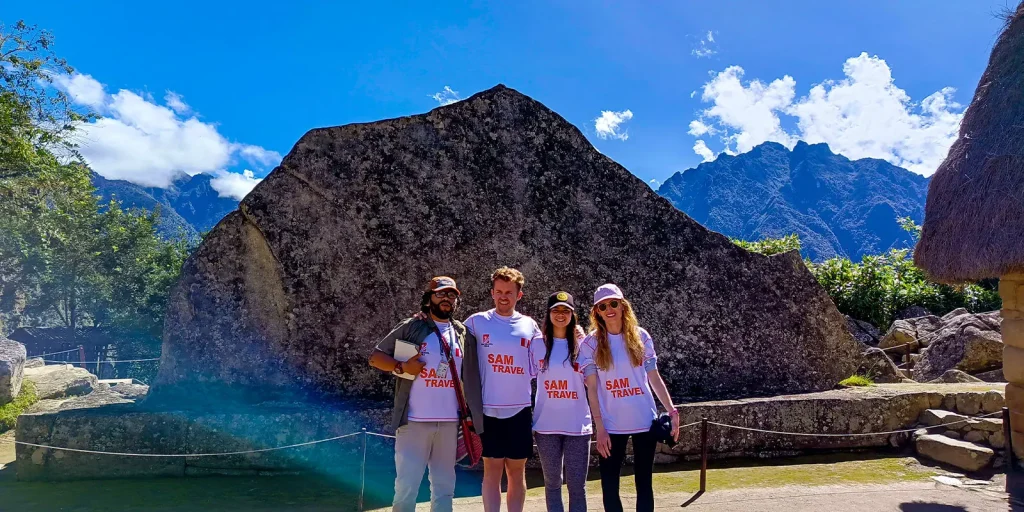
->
<box><xmin>481</xmin><ymin>334</ymin><xmax>492</xmax><ymax>347</ymax></box>
<box><xmin>520</xmin><ymin>337</ymin><xmax>528</xmax><ymax>347</ymax></box>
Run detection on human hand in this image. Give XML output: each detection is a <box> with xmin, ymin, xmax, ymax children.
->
<box><xmin>413</xmin><ymin>311</ymin><xmax>428</xmax><ymax>321</ymax></box>
<box><xmin>596</xmin><ymin>425</ymin><xmax>612</xmax><ymax>458</ymax></box>
<box><xmin>670</xmin><ymin>411</ymin><xmax>680</xmax><ymax>442</ymax></box>
<box><xmin>402</xmin><ymin>346</ymin><xmax>427</xmax><ymax>377</ymax></box>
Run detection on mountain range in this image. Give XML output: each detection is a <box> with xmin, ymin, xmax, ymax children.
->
<box><xmin>91</xmin><ymin>141</ymin><xmax>931</xmax><ymax>262</ymax></box>
<box><xmin>91</xmin><ymin>172</ymin><xmax>238</xmax><ymax>241</ymax></box>
<box><xmin>657</xmin><ymin>141</ymin><xmax>931</xmax><ymax>262</ymax></box>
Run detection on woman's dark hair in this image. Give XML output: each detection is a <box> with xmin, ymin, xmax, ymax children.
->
<box><xmin>541</xmin><ymin>307</ymin><xmax>581</xmax><ymax>369</ymax></box>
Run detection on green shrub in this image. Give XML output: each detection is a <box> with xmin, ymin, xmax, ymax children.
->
<box><xmin>839</xmin><ymin>375</ymin><xmax>874</xmax><ymax>387</ymax></box>
<box><xmin>0</xmin><ymin>380</ymin><xmax>39</xmax><ymax>432</ymax></box>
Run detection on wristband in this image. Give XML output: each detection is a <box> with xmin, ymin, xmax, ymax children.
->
<box><xmin>668</xmin><ymin>409</ymin><xmax>679</xmax><ymax>417</ymax></box>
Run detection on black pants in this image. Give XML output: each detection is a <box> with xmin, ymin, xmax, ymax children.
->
<box><xmin>598</xmin><ymin>430</ymin><xmax>657</xmax><ymax>512</ymax></box>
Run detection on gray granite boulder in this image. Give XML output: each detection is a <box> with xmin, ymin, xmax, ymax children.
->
<box><xmin>847</xmin><ymin>316</ymin><xmax>880</xmax><ymax>347</ymax></box>
<box><xmin>150</xmin><ymin>85</ymin><xmax>861</xmax><ymax>406</ymax></box>
<box><xmin>24</xmin><ymin>357</ymin><xmax>44</xmax><ymax>369</ymax></box>
<box><xmin>928</xmin><ymin>370</ymin><xmax>984</xmax><ymax>384</ymax></box>
<box><xmin>857</xmin><ymin>348</ymin><xmax>902</xmax><ymax>383</ymax></box>
<box><xmin>0</xmin><ymin>336</ymin><xmax>27</xmax><ymax>405</ymax></box>
<box><xmin>915</xmin><ymin>434</ymin><xmax>993</xmax><ymax>472</ymax></box>
<box><xmin>23</xmin><ymin>365</ymin><xmax>98</xmax><ymax>400</ymax></box>
<box><xmin>916</xmin><ymin>314</ymin><xmax>1003</xmax><ymax>382</ymax></box>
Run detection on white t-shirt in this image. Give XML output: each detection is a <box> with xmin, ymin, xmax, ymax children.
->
<box><xmin>406</xmin><ymin>321</ymin><xmax>463</xmax><ymax>422</ymax></box>
<box><xmin>466</xmin><ymin>309</ymin><xmax>541</xmax><ymax>418</ymax></box>
<box><xmin>578</xmin><ymin>328</ymin><xmax>658</xmax><ymax>434</ymax></box>
<box><xmin>529</xmin><ymin>336</ymin><xmax>593</xmax><ymax>436</ymax></box>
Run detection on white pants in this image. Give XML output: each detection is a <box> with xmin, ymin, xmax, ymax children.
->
<box><xmin>393</xmin><ymin>421</ymin><xmax>459</xmax><ymax>512</ymax></box>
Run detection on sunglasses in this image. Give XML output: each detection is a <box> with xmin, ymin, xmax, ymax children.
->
<box><xmin>597</xmin><ymin>300</ymin><xmax>620</xmax><ymax>312</ymax></box>
<box><xmin>433</xmin><ymin>290</ymin><xmax>459</xmax><ymax>300</ymax></box>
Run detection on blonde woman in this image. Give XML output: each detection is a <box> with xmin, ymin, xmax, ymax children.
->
<box><xmin>578</xmin><ymin>284</ymin><xmax>679</xmax><ymax>512</ymax></box>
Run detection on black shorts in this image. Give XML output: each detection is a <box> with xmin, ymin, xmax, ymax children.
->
<box><xmin>481</xmin><ymin>407</ymin><xmax>533</xmax><ymax>460</ymax></box>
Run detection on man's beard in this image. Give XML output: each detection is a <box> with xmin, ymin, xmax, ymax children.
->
<box><xmin>430</xmin><ymin>301</ymin><xmax>454</xmax><ymax>320</ymax></box>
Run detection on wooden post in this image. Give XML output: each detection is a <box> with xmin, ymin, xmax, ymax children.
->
<box><xmin>700</xmin><ymin>417</ymin><xmax>708</xmax><ymax>492</ymax></box>
<box><xmin>78</xmin><ymin>345</ymin><xmax>86</xmax><ymax>369</ymax></box>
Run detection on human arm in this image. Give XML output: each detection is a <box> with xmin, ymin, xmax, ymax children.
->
<box><xmin>647</xmin><ymin>369</ymin><xmax>678</xmax><ymax>441</ymax></box>
<box><xmin>367</xmin><ymin>319</ymin><xmax>426</xmax><ymax>376</ymax></box>
<box><xmin>585</xmin><ymin>373</ymin><xmax>611</xmax><ymax>458</ymax></box>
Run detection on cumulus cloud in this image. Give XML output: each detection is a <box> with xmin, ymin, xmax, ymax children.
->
<box><xmin>52</xmin><ymin>73</ymin><xmax>281</xmax><ymax>189</ymax></box>
<box><xmin>430</xmin><ymin>86</ymin><xmax>461</xmax><ymax>106</ymax></box>
<box><xmin>210</xmin><ymin>169</ymin><xmax>262</xmax><ymax>200</ymax></box>
<box><xmin>693</xmin><ymin>140</ymin><xmax>716</xmax><ymax>162</ymax></box>
<box><xmin>691</xmin><ymin>31</ymin><xmax>718</xmax><ymax>58</ymax></box>
<box><xmin>164</xmin><ymin>91</ymin><xmax>190</xmax><ymax>115</ymax></box>
<box><xmin>689</xmin><ymin>53</ymin><xmax>963</xmax><ymax>175</ymax></box>
<box><xmin>50</xmin><ymin>72</ymin><xmax>107</xmax><ymax>109</ymax></box>
<box><xmin>594</xmin><ymin>109</ymin><xmax>634</xmax><ymax>141</ymax></box>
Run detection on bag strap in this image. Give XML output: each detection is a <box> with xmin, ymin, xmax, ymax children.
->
<box><xmin>430</xmin><ymin>321</ymin><xmax>473</xmax><ymax>424</ymax></box>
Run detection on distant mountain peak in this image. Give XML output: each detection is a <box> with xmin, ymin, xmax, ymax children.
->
<box><xmin>658</xmin><ymin>141</ymin><xmax>928</xmax><ymax>262</ymax></box>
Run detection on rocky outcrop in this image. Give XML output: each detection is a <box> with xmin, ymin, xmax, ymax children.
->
<box><xmin>23</xmin><ymin>365</ymin><xmax>97</xmax><ymax>400</ymax></box>
<box><xmin>151</xmin><ymin>85</ymin><xmax>861</xmax><ymax>405</ymax></box>
<box><xmin>846</xmin><ymin>317</ymin><xmax>880</xmax><ymax>347</ymax></box>
<box><xmin>916</xmin><ymin>320</ymin><xmax>1003</xmax><ymax>382</ymax></box>
<box><xmin>915</xmin><ymin>434</ymin><xmax>994</xmax><ymax>472</ymax></box>
<box><xmin>0</xmin><ymin>336</ymin><xmax>27</xmax><ymax>405</ymax></box>
<box><xmin>857</xmin><ymin>348</ymin><xmax>902</xmax><ymax>383</ymax></box>
<box><xmin>928</xmin><ymin>370</ymin><xmax>984</xmax><ymax>384</ymax></box>
<box><xmin>24</xmin><ymin>358</ymin><xmax>44</xmax><ymax>369</ymax></box>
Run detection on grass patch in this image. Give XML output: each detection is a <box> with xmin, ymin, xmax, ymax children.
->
<box><xmin>0</xmin><ymin>381</ymin><xmax>38</xmax><ymax>432</ymax></box>
<box><xmin>839</xmin><ymin>375</ymin><xmax>874</xmax><ymax>387</ymax></box>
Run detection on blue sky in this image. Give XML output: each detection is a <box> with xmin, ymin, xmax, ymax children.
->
<box><xmin>9</xmin><ymin>1</ymin><xmax>1015</xmax><ymax>196</ymax></box>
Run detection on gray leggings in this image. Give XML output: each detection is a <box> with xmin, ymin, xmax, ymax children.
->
<box><xmin>534</xmin><ymin>433</ymin><xmax>591</xmax><ymax>512</ymax></box>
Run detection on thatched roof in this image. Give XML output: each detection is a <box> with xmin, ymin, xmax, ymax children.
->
<box><xmin>915</xmin><ymin>2</ymin><xmax>1024</xmax><ymax>283</ymax></box>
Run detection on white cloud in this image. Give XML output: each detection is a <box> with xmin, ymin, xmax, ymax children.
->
<box><xmin>648</xmin><ymin>178</ymin><xmax>661</xmax><ymax>189</ymax></box>
<box><xmin>693</xmin><ymin>140</ymin><xmax>716</xmax><ymax>162</ymax></box>
<box><xmin>211</xmin><ymin>169</ymin><xmax>262</xmax><ymax>200</ymax></box>
<box><xmin>594</xmin><ymin>109</ymin><xmax>634</xmax><ymax>141</ymax></box>
<box><xmin>689</xmin><ymin>53</ymin><xmax>963</xmax><ymax>176</ymax></box>
<box><xmin>164</xmin><ymin>91</ymin><xmax>190</xmax><ymax>115</ymax></box>
<box><xmin>691</xmin><ymin>31</ymin><xmax>718</xmax><ymax>58</ymax></box>
<box><xmin>52</xmin><ymin>72</ymin><xmax>281</xmax><ymax>189</ymax></box>
<box><xmin>430</xmin><ymin>86</ymin><xmax>461</xmax><ymax>106</ymax></box>
<box><xmin>50</xmin><ymin>73</ymin><xmax>107</xmax><ymax>109</ymax></box>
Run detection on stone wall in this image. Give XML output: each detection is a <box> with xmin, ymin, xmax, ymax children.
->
<box><xmin>1001</xmin><ymin>273</ymin><xmax>1024</xmax><ymax>458</ymax></box>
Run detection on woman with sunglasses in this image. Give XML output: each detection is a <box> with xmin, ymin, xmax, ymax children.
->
<box><xmin>578</xmin><ymin>284</ymin><xmax>679</xmax><ymax>512</ymax></box>
<box><xmin>528</xmin><ymin>291</ymin><xmax>592</xmax><ymax>512</ymax></box>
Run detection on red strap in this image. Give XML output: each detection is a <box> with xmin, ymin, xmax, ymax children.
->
<box><xmin>431</xmin><ymin>322</ymin><xmax>473</xmax><ymax>423</ymax></box>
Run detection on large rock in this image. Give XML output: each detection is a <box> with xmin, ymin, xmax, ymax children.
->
<box><xmin>915</xmin><ymin>434</ymin><xmax>994</xmax><ymax>472</ymax></box>
<box><xmin>23</xmin><ymin>365</ymin><xmax>98</xmax><ymax>400</ymax></box>
<box><xmin>916</xmin><ymin>313</ymin><xmax>1003</xmax><ymax>382</ymax></box>
<box><xmin>150</xmin><ymin>85</ymin><xmax>861</xmax><ymax>405</ymax></box>
<box><xmin>0</xmin><ymin>336</ymin><xmax>27</xmax><ymax>405</ymax></box>
<box><xmin>846</xmin><ymin>317</ymin><xmax>880</xmax><ymax>346</ymax></box>
<box><xmin>857</xmin><ymin>348</ymin><xmax>902</xmax><ymax>383</ymax></box>
<box><xmin>928</xmin><ymin>369</ymin><xmax>984</xmax><ymax>384</ymax></box>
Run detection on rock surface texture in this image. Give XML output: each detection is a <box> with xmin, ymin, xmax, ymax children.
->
<box><xmin>915</xmin><ymin>311</ymin><xmax>1003</xmax><ymax>382</ymax></box>
<box><xmin>0</xmin><ymin>336</ymin><xmax>27</xmax><ymax>405</ymax></box>
<box><xmin>152</xmin><ymin>85</ymin><xmax>861</xmax><ymax>404</ymax></box>
<box><xmin>915</xmin><ymin>434</ymin><xmax>994</xmax><ymax>472</ymax></box>
<box><xmin>23</xmin><ymin>365</ymin><xmax>98</xmax><ymax>400</ymax></box>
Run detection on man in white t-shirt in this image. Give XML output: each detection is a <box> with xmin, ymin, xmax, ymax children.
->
<box><xmin>461</xmin><ymin>267</ymin><xmax>541</xmax><ymax>512</ymax></box>
<box><xmin>369</xmin><ymin>276</ymin><xmax>470</xmax><ymax>512</ymax></box>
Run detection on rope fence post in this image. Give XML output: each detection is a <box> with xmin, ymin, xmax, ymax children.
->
<box><xmin>359</xmin><ymin>427</ymin><xmax>368</xmax><ymax>512</ymax></box>
<box><xmin>700</xmin><ymin>417</ymin><xmax>708</xmax><ymax>493</ymax></box>
<box><xmin>78</xmin><ymin>345</ymin><xmax>85</xmax><ymax>369</ymax></box>
<box><xmin>1005</xmin><ymin>407</ymin><xmax>1015</xmax><ymax>472</ymax></box>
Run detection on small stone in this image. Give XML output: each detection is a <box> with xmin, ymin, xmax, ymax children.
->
<box><xmin>919</xmin><ymin>409</ymin><xmax>968</xmax><ymax>427</ymax></box>
<box><xmin>981</xmin><ymin>391</ymin><xmax>1005</xmax><ymax>413</ymax></box>
<box><xmin>955</xmin><ymin>393</ymin><xmax>983</xmax><ymax>415</ymax></box>
<box><xmin>943</xmin><ymin>431</ymin><xmax>962</xmax><ymax>440</ymax></box>
<box><xmin>932</xmin><ymin>475</ymin><xmax>963</xmax><ymax>486</ymax></box>
<box><xmin>988</xmin><ymin>430</ymin><xmax>1006</xmax><ymax>449</ymax></box>
<box><xmin>963</xmin><ymin>431</ymin><xmax>986</xmax><ymax>443</ymax></box>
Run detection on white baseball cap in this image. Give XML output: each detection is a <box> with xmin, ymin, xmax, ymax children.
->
<box><xmin>593</xmin><ymin>283</ymin><xmax>624</xmax><ymax>304</ymax></box>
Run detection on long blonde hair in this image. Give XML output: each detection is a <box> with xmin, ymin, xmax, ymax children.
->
<box><xmin>589</xmin><ymin>298</ymin><xmax>644</xmax><ymax>370</ymax></box>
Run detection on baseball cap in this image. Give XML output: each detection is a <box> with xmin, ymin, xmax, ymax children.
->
<box><xmin>593</xmin><ymin>283</ymin><xmax>624</xmax><ymax>304</ymax></box>
<box><xmin>547</xmin><ymin>291</ymin><xmax>576</xmax><ymax>310</ymax></box>
<box><xmin>426</xmin><ymin>276</ymin><xmax>460</xmax><ymax>294</ymax></box>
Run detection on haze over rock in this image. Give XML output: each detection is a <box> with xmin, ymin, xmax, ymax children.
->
<box><xmin>151</xmin><ymin>85</ymin><xmax>861</xmax><ymax>406</ymax></box>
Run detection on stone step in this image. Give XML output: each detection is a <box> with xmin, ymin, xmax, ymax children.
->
<box><xmin>915</xmin><ymin>434</ymin><xmax>994</xmax><ymax>472</ymax></box>
<box><xmin>919</xmin><ymin>409</ymin><xmax>968</xmax><ymax>427</ymax></box>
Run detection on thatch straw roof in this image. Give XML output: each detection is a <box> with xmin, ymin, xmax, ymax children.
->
<box><xmin>915</xmin><ymin>2</ymin><xmax>1024</xmax><ymax>283</ymax></box>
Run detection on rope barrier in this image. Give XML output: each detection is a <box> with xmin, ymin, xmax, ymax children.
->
<box><xmin>0</xmin><ymin>431</ymin><xmax>363</xmax><ymax>457</ymax></box>
<box><xmin>30</xmin><ymin>348</ymin><xmax>81</xmax><ymax>358</ymax></box>
<box><xmin>707</xmin><ymin>410</ymin><xmax>1002</xmax><ymax>438</ymax></box>
<box><xmin>41</xmin><ymin>358</ymin><xmax>160</xmax><ymax>364</ymax></box>
<box><xmin>365</xmin><ymin>432</ymin><xmax>396</xmax><ymax>440</ymax></box>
